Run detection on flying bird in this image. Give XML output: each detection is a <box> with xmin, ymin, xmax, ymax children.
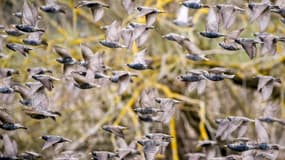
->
<box><xmin>200</xmin><ymin>7</ymin><xmax>224</xmax><ymax>38</ymax></box>
<box><xmin>102</xmin><ymin>125</ymin><xmax>128</xmax><ymax>138</ymax></box>
<box><xmin>256</xmin><ymin>75</ymin><xmax>281</xmax><ymax>101</ymax></box>
<box><xmin>75</xmin><ymin>1</ymin><xmax>109</xmax><ymax>23</ymax></box>
<box><xmin>41</xmin><ymin>135</ymin><xmax>72</xmax><ymax>151</ymax></box>
<box><xmin>173</xmin><ymin>5</ymin><xmax>193</xmax><ymax>27</ymax></box>
<box><xmin>182</xmin><ymin>0</ymin><xmax>209</xmax><ymax>9</ymax></box>
<box><xmin>40</xmin><ymin>0</ymin><xmax>66</xmax><ymax>14</ymax></box>
<box><xmin>136</xmin><ymin>6</ymin><xmax>164</xmax><ymax>27</ymax></box>
<box><xmin>127</xmin><ymin>49</ymin><xmax>153</xmax><ymax>70</ymax></box>
<box><xmin>234</xmin><ymin>38</ymin><xmax>263</xmax><ymax>59</ymax></box>
<box><xmin>0</xmin><ymin>107</ymin><xmax>27</xmax><ymax>131</ymax></box>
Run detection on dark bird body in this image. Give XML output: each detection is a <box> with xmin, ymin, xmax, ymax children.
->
<box><xmin>6</xmin><ymin>43</ymin><xmax>32</xmax><ymax>57</ymax></box>
<box><xmin>75</xmin><ymin>1</ymin><xmax>109</xmax><ymax>23</ymax></box>
<box><xmin>91</xmin><ymin>151</ymin><xmax>118</xmax><ymax>160</ymax></box>
<box><xmin>227</xmin><ymin>142</ymin><xmax>254</xmax><ymax>152</ymax></box>
<box><xmin>40</xmin><ymin>0</ymin><xmax>65</xmax><ymax>14</ymax></box>
<box><xmin>0</xmin><ymin>108</ymin><xmax>27</xmax><ymax>131</ymax></box>
<box><xmin>41</xmin><ymin>135</ymin><xmax>71</xmax><ymax>150</ymax></box>
<box><xmin>234</xmin><ymin>38</ymin><xmax>262</xmax><ymax>59</ymax></box>
<box><xmin>0</xmin><ymin>87</ymin><xmax>14</xmax><ymax>94</ymax></box>
<box><xmin>102</xmin><ymin>125</ymin><xmax>127</xmax><ymax>138</ymax></box>
<box><xmin>182</xmin><ymin>0</ymin><xmax>209</xmax><ymax>9</ymax></box>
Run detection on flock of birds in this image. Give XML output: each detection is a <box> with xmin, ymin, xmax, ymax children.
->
<box><xmin>0</xmin><ymin>0</ymin><xmax>284</xmax><ymax>159</ymax></box>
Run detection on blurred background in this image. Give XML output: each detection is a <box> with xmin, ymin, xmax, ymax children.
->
<box><xmin>0</xmin><ymin>0</ymin><xmax>284</xmax><ymax>159</ymax></box>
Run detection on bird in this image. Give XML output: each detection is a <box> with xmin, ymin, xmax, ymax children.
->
<box><xmin>3</xmin><ymin>25</ymin><xmax>25</xmax><ymax>37</ymax></box>
<box><xmin>137</xmin><ymin>138</ymin><xmax>161</xmax><ymax>160</ymax></box>
<box><xmin>72</xmin><ymin>71</ymin><xmax>101</xmax><ymax>89</ymax></box>
<box><xmin>145</xmin><ymin>133</ymin><xmax>172</xmax><ymax>155</ymax></box>
<box><xmin>16</xmin><ymin>0</ymin><xmax>45</xmax><ymax>33</ymax></box>
<box><xmin>75</xmin><ymin>1</ymin><xmax>110</xmax><ymax>23</ymax></box>
<box><xmin>258</xmin><ymin>101</ymin><xmax>285</xmax><ymax>126</ymax></box>
<box><xmin>173</xmin><ymin>5</ymin><xmax>193</xmax><ymax>27</ymax></box>
<box><xmin>6</xmin><ymin>43</ymin><xmax>32</xmax><ymax>57</ymax></box>
<box><xmin>235</xmin><ymin>38</ymin><xmax>263</xmax><ymax>59</ymax></box>
<box><xmin>40</xmin><ymin>0</ymin><xmax>66</xmax><ymax>14</ymax></box>
<box><xmin>162</xmin><ymin>33</ymin><xmax>201</xmax><ymax>53</ymax></box>
<box><xmin>41</xmin><ymin>135</ymin><xmax>72</xmax><ymax>151</ymax></box>
<box><xmin>127</xmin><ymin>22</ymin><xmax>154</xmax><ymax>48</ymax></box>
<box><xmin>197</xmin><ymin>140</ymin><xmax>218</xmax><ymax>158</ymax></box>
<box><xmin>185</xmin><ymin>53</ymin><xmax>209</xmax><ymax>61</ymax></box>
<box><xmin>91</xmin><ymin>151</ymin><xmax>119</xmax><ymax>160</ymax></box>
<box><xmin>102</xmin><ymin>125</ymin><xmax>128</xmax><ymax>138</ymax></box>
<box><xmin>253</xmin><ymin>32</ymin><xmax>285</xmax><ymax>56</ymax></box>
<box><xmin>127</xmin><ymin>49</ymin><xmax>153</xmax><ymax>70</ymax></box>
<box><xmin>32</xmin><ymin>74</ymin><xmax>59</xmax><ymax>91</ymax></box>
<box><xmin>216</xmin><ymin>4</ymin><xmax>245</xmax><ymax>29</ymax></box>
<box><xmin>155</xmin><ymin>98</ymin><xmax>180</xmax><ymax>124</ymax></box>
<box><xmin>135</xmin><ymin>88</ymin><xmax>162</xmax><ymax>123</ymax></box>
<box><xmin>22</xmin><ymin>31</ymin><xmax>47</xmax><ymax>46</ymax></box>
<box><xmin>247</xmin><ymin>1</ymin><xmax>272</xmax><ymax>32</ymax></box>
<box><xmin>109</xmin><ymin>71</ymin><xmax>138</xmax><ymax>94</ymax></box>
<box><xmin>256</xmin><ymin>75</ymin><xmax>281</xmax><ymax>101</ymax></box>
<box><xmin>0</xmin><ymin>68</ymin><xmax>19</xmax><ymax>78</ymax></box>
<box><xmin>115</xmin><ymin>138</ymin><xmax>140</xmax><ymax>159</ymax></box>
<box><xmin>99</xmin><ymin>21</ymin><xmax>126</xmax><ymax>48</ymax></box>
<box><xmin>200</xmin><ymin>7</ymin><xmax>224</xmax><ymax>38</ymax></box>
<box><xmin>219</xmin><ymin>28</ymin><xmax>244</xmax><ymax>51</ymax></box>
<box><xmin>182</xmin><ymin>0</ymin><xmax>209</xmax><ymax>9</ymax></box>
<box><xmin>136</xmin><ymin>6</ymin><xmax>164</xmax><ymax>27</ymax></box>
<box><xmin>202</xmin><ymin>67</ymin><xmax>235</xmax><ymax>81</ymax></box>
<box><xmin>176</xmin><ymin>70</ymin><xmax>207</xmax><ymax>94</ymax></box>
<box><xmin>0</xmin><ymin>107</ymin><xmax>27</xmax><ymax>131</ymax></box>
<box><xmin>215</xmin><ymin>116</ymin><xmax>254</xmax><ymax>141</ymax></box>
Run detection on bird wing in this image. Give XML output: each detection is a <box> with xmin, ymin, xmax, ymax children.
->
<box><xmin>54</xmin><ymin>46</ymin><xmax>71</xmax><ymax>58</ymax></box>
<box><xmin>159</xmin><ymin>99</ymin><xmax>176</xmax><ymax>124</ymax></box>
<box><xmin>139</xmin><ymin>88</ymin><xmax>158</xmax><ymax>108</ymax></box>
<box><xmin>255</xmin><ymin>119</ymin><xmax>269</xmax><ymax>143</ymax></box>
<box><xmin>91</xmin><ymin>7</ymin><xmax>105</xmax><ymax>23</ymax></box>
<box><xmin>3</xmin><ymin>134</ymin><xmax>17</xmax><ymax>157</ymax></box>
<box><xmin>175</xmin><ymin>5</ymin><xmax>189</xmax><ymax>22</ymax></box>
<box><xmin>224</xmin><ymin>28</ymin><xmax>244</xmax><ymax>43</ymax></box>
<box><xmin>0</xmin><ymin>109</ymin><xmax>15</xmax><ymax>124</ymax></box>
<box><xmin>80</xmin><ymin>44</ymin><xmax>94</xmax><ymax>63</ymax></box>
<box><xmin>137</xmin><ymin>7</ymin><xmax>153</xmax><ymax>17</ymax></box>
<box><xmin>197</xmin><ymin>80</ymin><xmax>206</xmax><ymax>95</ymax></box>
<box><xmin>248</xmin><ymin>3</ymin><xmax>269</xmax><ymax>22</ymax></box>
<box><xmin>144</xmin><ymin>142</ymin><xmax>160</xmax><ymax>160</ymax></box>
<box><xmin>206</xmin><ymin>7</ymin><xmax>219</xmax><ymax>32</ymax></box>
<box><xmin>181</xmin><ymin>39</ymin><xmax>201</xmax><ymax>53</ymax></box>
<box><xmin>32</xmin><ymin>86</ymin><xmax>49</xmax><ymax>111</ymax></box>
<box><xmin>22</xmin><ymin>0</ymin><xmax>38</xmax><ymax>26</ymax></box>
<box><xmin>257</xmin><ymin>76</ymin><xmax>272</xmax><ymax>92</ymax></box>
<box><xmin>134</xmin><ymin>48</ymin><xmax>148</xmax><ymax>64</ymax></box>
<box><xmin>121</xmin><ymin>0</ymin><xmax>135</xmax><ymax>15</ymax></box>
<box><xmin>118</xmin><ymin>73</ymin><xmax>131</xmax><ymax>94</ymax></box>
<box><xmin>261</xmin><ymin>81</ymin><xmax>274</xmax><ymax>101</ymax></box>
<box><xmin>241</xmin><ymin>41</ymin><xmax>257</xmax><ymax>59</ymax></box>
<box><xmin>263</xmin><ymin>101</ymin><xmax>280</xmax><ymax>118</ymax></box>
<box><xmin>42</xmin><ymin>138</ymin><xmax>60</xmax><ymax>151</ymax></box>
<box><xmin>146</xmin><ymin>13</ymin><xmax>158</xmax><ymax>27</ymax></box>
<box><xmin>219</xmin><ymin>5</ymin><xmax>236</xmax><ymax>29</ymax></box>
<box><xmin>106</xmin><ymin>21</ymin><xmax>121</xmax><ymax>42</ymax></box>
<box><xmin>121</xmin><ymin>28</ymin><xmax>133</xmax><ymax>49</ymax></box>
<box><xmin>258</xmin><ymin>9</ymin><xmax>270</xmax><ymax>32</ymax></box>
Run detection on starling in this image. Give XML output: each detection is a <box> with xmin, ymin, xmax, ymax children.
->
<box><xmin>145</xmin><ymin>133</ymin><xmax>172</xmax><ymax>155</ymax></box>
<box><xmin>11</xmin><ymin>84</ymin><xmax>33</xmax><ymax>106</ymax></box>
<box><xmin>22</xmin><ymin>31</ymin><xmax>47</xmax><ymax>46</ymax></box>
<box><xmin>120</xmin><ymin>26</ymin><xmax>135</xmax><ymax>50</ymax></box>
<box><xmin>253</xmin><ymin>32</ymin><xmax>285</xmax><ymax>56</ymax></box>
<box><xmin>185</xmin><ymin>53</ymin><xmax>209</xmax><ymax>61</ymax></box>
<box><xmin>0</xmin><ymin>107</ymin><xmax>27</xmax><ymax>131</ymax></box>
<box><xmin>215</xmin><ymin>116</ymin><xmax>254</xmax><ymax>141</ymax></box>
<box><xmin>0</xmin><ymin>68</ymin><xmax>19</xmax><ymax>78</ymax></box>
<box><xmin>155</xmin><ymin>98</ymin><xmax>180</xmax><ymax>124</ymax></box>
<box><xmin>32</xmin><ymin>74</ymin><xmax>59</xmax><ymax>91</ymax></box>
<box><xmin>41</xmin><ymin>135</ymin><xmax>72</xmax><ymax>151</ymax></box>
<box><xmin>176</xmin><ymin>70</ymin><xmax>207</xmax><ymax>94</ymax></box>
<box><xmin>216</xmin><ymin>4</ymin><xmax>245</xmax><ymax>29</ymax></box>
<box><xmin>248</xmin><ymin>2</ymin><xmax>272</xmax><ymax>32</ymax></box>
<box><xmin>128</xmin><ymin>22</ymin><xmax>154</xmax><ymax>46</ymax></box>
<box><xmin>121</xmin><ymin>0</ymin><xmax>136</xmax><ymax>15</ymax></box>
<box><xmin>40</xmin><ymin>0</ymin><xmax>66</xmax><ymax>14</ymax></box>
<box><xmin>202</xmin><ymin>67</ymin><xmax>235</xmax><ymax>81</ymax></box>
<box><xmin>102</xmin><ymin>125</ymin><xmax>128</xmax><ymax>138</ymax></box>
<box><xmin>200</xmin><ymin>7</ymin><xmax>224</xmax><ymax>38</ymax></box>
<box><xmin>109</xmin><ymin>71</ymin><xmax>138</xmax><ymax>94</ymax></box>
<box><xmin>162</xmin><ymin>33</ymin><xmax>201</xmax><ymax>53</ymax></box>
<box><xmin>91</xmin><ymin>151</ymin><xmax>119</xmax><ymax>160</ymax></box>
<box><xmin>256</xmin><ymin>76</ymin><xmax>281</xmax><ymax>101</ymax></box>
<box><xmin>226</xmin><ymin>141</ymin><xmax>255</xmax><ymax>152</ymax></box>
<box><xmin>75</xmin><ymin>1</ymin><xmax>110</xmax><ymax>23</ymax></box>
<box><xmin>258</xmin><ymin>101</ymin><xmax>285</xmax><ymax>125</ymax></box>
<box><xmin>182</xmin><ymin>0</ymin><xmax>209</xmax><ymax>9</ymax></box>
<box><xmin>137</xmin><ymin>138</ymin><xmax>161</xmax><ymax>160</ymax></box>
<box><xmin>72</xmin><ymin>72</ymin><xmax>101</xmax><ymax>89</ymax></box>
<box><xmin>99</xmin><ymin>21</ymin><xmax>126</xmax><ymax>48</ymax></box>
<box><xmin>137</xmin><ymin>6</ymin><xmax>164</xmax><ymax>27</ymax></box>
<box><xmin>116</xmin><ymin>138</ymin><xmax>140</xmax><ymax>159</ymax></box>
<box><xmin>23</xmin><ymin>108</ymin><xmax>61</xmax><ymax>121</ymax></box>
<box><xmin>54</xmin><ymin>45</ymin><xmax>79</xmax><ymax>75</ymax></box>
<box><xmin>16</xmin><ymin>0</ymin><xmax>45</xmax><ymax>33</ymax></box>
<box><xmin>235</xmin><ymin>38</ymin><xmax>263</xmax><ymax>59</ymax></box>
<box><xmin>6</xmin><ymin>43</ymin><xmax>32</xmax><ymax>57</ymax></box>
<box><xmin>127</xmin><ymin>49</ymin><xmax>153</xmax><ymax>70</ymax></box>
<box><xmin>4</xmin><ymin>25</ymin><xmax>25</xmax><ymax>37</ymax></box>
<box><xmin>173</xmin><ymin>6</ymin><xmax>193</xmax><ymax>27</ymax></box>
<box><xmin>219</xmin><ymin>28</ymin><xmax>244</xmax><ymax>51</ymax></box>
